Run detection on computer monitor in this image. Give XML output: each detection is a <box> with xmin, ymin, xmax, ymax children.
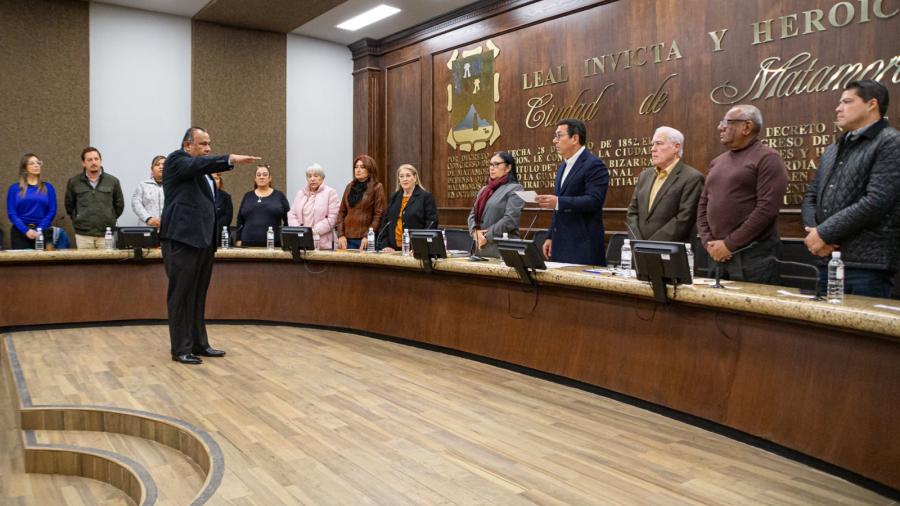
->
<box><xmin>631</xmin><ymin>240</ymin><xmax>693</xmax><ymax>303</ymax></box>
<box><xmin>281</xmin><ymin>226</ymin><xmax>315</xmax><ymax>261</ymax></box>
<box><xmin>409</xmin><ymin>229</ymin><xmax>446</xmax><ymax>273</ymax></box>
<box><xmin>495</xmin><ymin>238</ymin><xmax>546</xmax><ymax>285</ymax></box>
<box><xmin>115</xmin><ymin>226</ymin><xmax>159</xmax><ymax>260</ymax></box>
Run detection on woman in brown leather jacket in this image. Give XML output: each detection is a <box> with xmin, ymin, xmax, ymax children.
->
<box><xmin>336</xmin><ymin>154</ymin><xmax>386</xmax><ymax>250</ymax></box>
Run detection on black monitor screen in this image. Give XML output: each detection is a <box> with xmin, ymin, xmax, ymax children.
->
<box><xmin>494</xmin><ymin>238</ymin><xmax>547</xmax><ymax>271</ymax></box>
<box><xmin>631</xmin><ymin>240</ymin><xmax>693</xmax><ymax>287</ymax></box>
<box><xmin>116</xmin><ymin>227</ymin><xmax>159</xmax><ymax>250</ymax></box>
<box><xmin>409</xmin><ymin>229</ymin><xmax>446</xmax><ymax>260</ymax></box>
<box><xmin>281</xmin><ymin>226</ymin><xmax>315</xmax><ymax>252</ymax></box>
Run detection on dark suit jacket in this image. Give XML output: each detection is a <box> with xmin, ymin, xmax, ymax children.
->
<box><xmin>548</xmin><ymin>148</ymin><xmax>609</xmax><ymax>265</ymax></box>
<box><xmin>626</xmin><ymin>160</ymin><xmax>705</xmax><ymax>243</ymax></box>
<box><xmin>215</xmin><ymin>190</ymin><xmax>233</xmax><ymax>229</ymax></box>
<box><xmin>160</xmin><ymin>149</ymin><xmax>232</xmax><ymax>249</ymax></box>
<box><xmin>376</xmin><ymin>186</ymin><xmax>439</xmax><ymax>250</ymax></box>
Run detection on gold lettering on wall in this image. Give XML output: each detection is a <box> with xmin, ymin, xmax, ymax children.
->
<box><xmin>752</xmin><ymin>0</ymin><xmax>898</xmax><ymax>45</ymax></box>
<box><xmin>524</xmin><ymin>85</ymin><xmax>614</xmax><ymax>129</ymax></box>
<box><xmin>583</xmin><ymin>40</ymin><xmax>683</xmax><ymax>77</ymax></box>
<box><xmin>710</xmin><ymin>52</ymin><xmax>900</xmax><ymax>104</ymax></box>
<box><xmin>639</xmin><ymin>74</ymin><xmax>678</xmax><ymax>114</ymax></box>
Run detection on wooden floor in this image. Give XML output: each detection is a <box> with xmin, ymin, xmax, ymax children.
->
<box><xmin>1</xmin><ymin>324</ymin><xmax>893</xmax><ymax>505</ymax></box>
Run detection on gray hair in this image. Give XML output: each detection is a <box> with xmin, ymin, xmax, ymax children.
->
<box><xmin>306</xmin><ymin>163</ymin><xmax>325</xmax><ymax>179</ymax></box>
<box><xmin>653</xmin><ymin>126</ymin><xmax>685</xmax><ymax>157</ymax></box>
<box><xmin>730</xmin><ymin>105</ymin><xmax>763</xmax><ymax>132</ymax></box>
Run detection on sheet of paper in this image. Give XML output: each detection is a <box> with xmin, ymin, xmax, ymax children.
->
<box><xmin>514</xmin><ymin>190</ymin><xmax>538</xmax><ymax>203</ymax></box>
<box><xmin>543</xmin><ymin>261</ymin><xmax>582</xmax><ymax>269</ymax></box>
<box><xmin>777</xmin><ymin>289</ymin><xmax>817</xmax><ymax>300</ymax></box>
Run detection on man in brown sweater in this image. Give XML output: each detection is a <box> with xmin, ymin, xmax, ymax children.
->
<box><xmin>697</xmin><ymin>105</ymin><xmax>788</xmax><ymax>284</ymax></box>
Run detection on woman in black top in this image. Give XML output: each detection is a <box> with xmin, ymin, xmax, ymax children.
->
<box><xmin>235</xmin><ymin>165</ymin><xmax>290</xmax><ymax>247</ymax></box>
<box><xmin>376</xmin><ymin>164</ymin><xmax>438</xmax><ymax>251</ymax></box>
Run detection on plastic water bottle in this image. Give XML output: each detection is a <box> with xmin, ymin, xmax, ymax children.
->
<box><xmin>443</xmin><ymin>230</ymin><xmax>448</xmax><ymax>251</ymax></box>
<box><xmin>34</xmin><ymin>228</ymin><xmax>45</xmax><ymax>251</ymax></box>
<box><xmin>266</xmin><ymin>226</ymin><xmax>275</xmax><ymax>250</ymax></box>
<box><xmin>221</xmin><ymin>226</ymin><xmax>229</xmax><ymax>249</ymax></box>
<box><xmin>827</xmin><ymin>251</ymin><xmax>844</xmax><ymax>304</ymax></box>
<box><xmin>402</xmin><ymin>228</ymin><xmax>410</xmax><ymax>256</ymax></box>
<box><xmin>367</xmin><ymin>227</ymin><xmax>376</xmax><ymax>252</ymax></box>
<box><xmin>620</xmin><ymin>239</ymin><xmax>632</xmax><ymax>277</ymax></box>
<box><xmin>685</xmin><ymin>243</ymin><xmax>694</xmax><ymax>275</ymax></box>
<box><xmin>104</xmin><ymin>227</ymin><xmax>114</xmax><ymax>250</ymax></box>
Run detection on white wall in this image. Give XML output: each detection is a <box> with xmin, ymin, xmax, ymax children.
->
<box><xmin>90</xmin><ymin>3</ymin><xmax>191</xmax><ymax>226</ymax></box>
<box><xmin>286</xmin><ymin>35</ymin><xmax>354</xmax><ymax>204</ymax></box>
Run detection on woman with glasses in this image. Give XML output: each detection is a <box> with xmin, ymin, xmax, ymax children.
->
<box><xmin>376</xmin><ymin>164</ymin><xmax>438</xmax><ymax>252</ymax></box>
<box><xmin>336</xmin><ymin>155</ymin><xmax>386</xmax><ymax>250</ymax></box>
<box><xmin>467</xmin><ymin>151</ymin><xmax>525</xmax><ymax>257</ymax></box>
<box><xmin>6</xmin><ymin>153</ymin><xmax>57</xmax><ymax>249</ymax></box>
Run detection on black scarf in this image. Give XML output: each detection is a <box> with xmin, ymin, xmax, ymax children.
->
<box><xmin>348</xmin><ymin>179</ymin><xmax>368</xmax><ymax>207</ymax></box>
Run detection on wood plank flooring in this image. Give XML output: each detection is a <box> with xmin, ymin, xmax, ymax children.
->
<box><xmin>3</xmin><ymin>324</ymin><xmax>894</xmax><ymax>505</ymax></box>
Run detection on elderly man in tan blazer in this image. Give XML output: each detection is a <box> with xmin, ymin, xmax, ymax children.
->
<box><xmin>626</xmin><ymin>126</ymin><xmax>705</xmax><ymax>243</ymax></box>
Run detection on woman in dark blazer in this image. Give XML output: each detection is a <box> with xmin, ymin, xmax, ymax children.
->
<box><xmin>211</xmin><ymin>172</ymin><xmax>233</xmax><ymax>245</ymax></box>
<box><xmin>376</xmin><ymin>164</ymin><xmax>438</xmax><ymax>251</ymax></box>
<box><xmin>467</xmin><ymin>151</ymin><xmax>525</xmax><ymax>258</ymax></box>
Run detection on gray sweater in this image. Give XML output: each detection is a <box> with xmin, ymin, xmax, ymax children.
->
<box><xmin>131</xmin><ymin>178</ymin><xmax>165</xmax><ymax>225</ymax></box>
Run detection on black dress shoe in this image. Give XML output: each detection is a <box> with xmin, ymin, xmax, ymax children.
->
<box><xmin>195</xmin><ymin>347</ymin><xmax>226</xmax><ymax>357</ymax></box>
<box><xmin>172</xmin><ymin>354</ymin><xmax>203</xmax><ymax>364</ymax></box>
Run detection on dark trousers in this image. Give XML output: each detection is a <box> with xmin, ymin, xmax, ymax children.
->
<box><xmin>818</xmin><ymin>265</ymin><xmax>894</xmax><ymax>298</ymax></box>
<box><xmin>709</xmin><ymin>235</ymin><xmax>782</xmax><ymax>285</ymax></box>
<box><xmin>162</xmin><ymin>239</ymin><xmax>216</xmax><ymax>356</ymax></box>
<box><xmin>10</xmin><ymin>225</ymin><xmax>35</xmax><ymax>249</ymax></box>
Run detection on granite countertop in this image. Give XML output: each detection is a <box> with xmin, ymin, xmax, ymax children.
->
<box><xmin>2</xmin><ymin>248</ymin><xmax>898</xmax><ymax>338</ymax></box>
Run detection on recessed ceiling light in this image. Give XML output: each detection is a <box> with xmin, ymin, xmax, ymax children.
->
<box><xmin>336</xmin><ymin>4</ymin><xmax>401</xmax><ymax>31</ymax></box>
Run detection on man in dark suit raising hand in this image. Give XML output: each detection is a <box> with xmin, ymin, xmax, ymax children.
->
<box><xmin>161</xmin><ymin>127</ymin><xmax>259</xmax><ymax>364</ymax></box>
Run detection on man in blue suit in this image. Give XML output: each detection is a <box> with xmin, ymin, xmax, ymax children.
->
<box><xmin>536</xmin><ymin>119</ymin><xmax>609</xmax><ymax>265</ymax></box>
<box><xmin>161</xmin><ymin>127</ymin><xmax>259</xmax><ymax>364</ymax></box>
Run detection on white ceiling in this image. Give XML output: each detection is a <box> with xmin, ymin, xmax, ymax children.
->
<box><xmin>291</xmin><ymin>0</ymin><xmax>477</xmax><ymax>45</ymax></box>
<box><xmin>91</xmin><ymin>0</ymin><xmax>480</xmax><ymax>46</ymax></box>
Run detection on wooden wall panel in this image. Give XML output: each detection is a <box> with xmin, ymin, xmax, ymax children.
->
<box><xmin>0</xmin><ymin>0</ymin><xmax>89</xmax><ymax>248</ymax></box>
<box><xmin>385</xmin><ymin>59</ymin><xmax>422</xmax><ymax>191</ymax></box>
<box><xmin>355</xmin><ymin>0</ymin><xmax>900</xmax><ymax>233</ymax></box>
<box><xmin>191</xmin><ymin>21</ymin><xmax>286</xmax><ymax>213</ymax></box>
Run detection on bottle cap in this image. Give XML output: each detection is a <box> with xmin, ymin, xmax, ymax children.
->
<box><xmin>623</xmin><ymin>239</ymin><xmax>630</xmax><ymax>245</ymax></box>
<box><xmin>832</xmin><ymin>251</ymin><xmax>841</xmax><ymax>259</ymax></box>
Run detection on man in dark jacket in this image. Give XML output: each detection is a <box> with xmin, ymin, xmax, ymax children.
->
<box><xmin>802</xmin><ymin>80</ymin><xmax>900</xmax><ymax>298</ymax></box>
<box><xmin>161</xmin><ymin>127</ymin><xmax>258</xmax><ymax>364</ymax></box>
<box><xmin>64</xmin><ymin>147</ymin><xmax>124</xmax><ymax>249</ymax></box>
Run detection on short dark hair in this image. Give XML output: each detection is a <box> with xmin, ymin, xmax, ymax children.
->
<box><xmin>182</xmin><ymin>126</ymin><xmax>207</xmax><ymax>146</ymax></box>
<box><xmin>846</xmin><ymin>80</ymin><xmax>889</xmax><ymax>117</ymax></box>
<box><xmin>493</xmin><ymin>151</ymin><xmax>518</xmax><ymax>183</ymax></box>
<box><xmin>81</xmin><ymin>146</ymin><xmax>101</xmax><ymax>161</ymax></box>
<box><xmin>557</xmin><ymin>119</ymin><xmax>587</xmax><ymax>146</ymax></box>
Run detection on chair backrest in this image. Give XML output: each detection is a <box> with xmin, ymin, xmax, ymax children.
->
<box><xmin>443</xmin><ymin>228</ymin><xmax>474</xmax><ymax>252</ymax></box>
<box><xmin>605</xmin><ymin>233</ymin><xmax>627</xmax><ymax>267</ymax></box>
<box><xmin>781</xmin><ymin>238</ymin><xmax>820</xmax><ymax>265</ymax></box>
<box><xmin>690</xmin><ymin>235</ymin><xmax>708</xmax><ymax>278</ymax></box>
<box><xmin>774</xmin><ymin>259</ymin><xmax>820</xmax><ymax>294</ymax></box>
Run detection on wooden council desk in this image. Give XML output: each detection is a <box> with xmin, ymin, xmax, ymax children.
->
<box><xmin>1</xmin><ymin>249</ymin><xmax>898</xmax><ymax>493</ymax></box>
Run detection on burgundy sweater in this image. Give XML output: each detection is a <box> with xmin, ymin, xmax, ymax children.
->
<box><xmin>697</xmin><ymin>139</ymin><xmax>788</xmax><ymax>251</ymax></box>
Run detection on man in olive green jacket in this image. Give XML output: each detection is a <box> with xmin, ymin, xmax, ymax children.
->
<box><xmin>64</xmin><ymin>147</ymin><xmax>124</xmax><ymax>249</ymax></box>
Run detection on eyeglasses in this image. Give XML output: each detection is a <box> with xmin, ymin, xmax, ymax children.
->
<box><xmin>27</xmin><ymin>160</ymin><xmax>43</xmax><ymax>166</ymax></box>
<box><xmin>553</xmin><ymin>132</ymin><xmax>569</xmax><ymax>140</ymax></box>
<box><xmin>718</xmin><ymin>118</ymin><xmax>749</xmax><ymax>128</ymax></box>
<box><xmin>489</xmin><ymin>161</ymin><xmax>506</xmax><ymax>167</ymax></box>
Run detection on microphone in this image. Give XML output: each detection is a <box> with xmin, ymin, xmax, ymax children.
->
<box><xmin>622</xmin><ymin>219</ymin><xmax>639</xmax><ymax>240</ymax></box>
<box><xmin>521</xmin><ymin>212</ymin><xmax>539</xmax><ymax>242</ymax></box>
<box><xmin>374</xmin><ymin>220</ymin><xmax>391</xmax><ymax>250</ymax></box>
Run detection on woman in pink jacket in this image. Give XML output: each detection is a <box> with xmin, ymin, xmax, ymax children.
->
<box><xmin>287</xmin><ymin>163</ymin><xmax>341</xmax><ymax>250</ymax></box>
